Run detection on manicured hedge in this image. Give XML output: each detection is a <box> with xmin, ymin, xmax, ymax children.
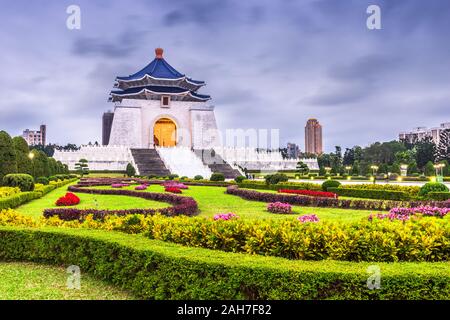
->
<box><xmin>0</xmin><ymin>226</ymin><xmax>449</xmax><ymax>299</ymax></box>
<box><xmin>42</xmin><ymin>184</ymin><xmax>198</xmax><ymax>220</ymax></box>
<box><xmin>328</xmin><ymin>188</ymin><xmax>410</xmax><ymax>201</ymax></box>
<box><xmin>428</xmin><ymin>192</ymin><xmax>450</xmax><ymax>201</ymax></box>
<box><xmin>238</xmin><ymin>180</ymin><xmax>322</xmax><ymax>192</ymax></box>
<box><xmin>43</xmin><ymin>213</ymin><xmax>450</xmax><ymax>262</ymax></box>
<box><xmin>0</xmin><ymin>178</ymin><xmax>77</xmax><ymax>210</ymax></box>
<box><xmin>335</xmin><ymin>184</ymin><xmax>421</xmax><ymax>197</ymax></box>
<box><xmin>226</xmin><ymin>186</ymin><xmax>450</xmax><ymax>211</ymax></box>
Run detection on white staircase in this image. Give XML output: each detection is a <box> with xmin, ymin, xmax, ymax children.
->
<box><xmin>156</xmin><ymin>147</ymin><xmax>213</xmax><ymax>178</ymax></box>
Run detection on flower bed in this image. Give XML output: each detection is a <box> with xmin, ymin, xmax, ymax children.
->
<box><xmin>278</xmin><ymin>189</ymin><xmax>337</xmax><ymax>198</ymax></box>
<box><xmin>55</xmin><ymin>192</ymin><xmax>80</xmax><ymax>206</ymax></box>
<box><xmin>369</xmin><ymin>206</ymin><xmax>450</xmax><ymax>221</ymax></box>
<box><xmin>226</xmin><ymin>185</ymin><xmax>450</xmax><ymax>211</ymax></box>
<box><xmin>43</xmin><ymin>184</ymin><xmax>198</xmax><ymax>220</ymax></box>
<box><xmin>165</xmin><ymin>187</ymin><xmax>182</xmax><ymax>194</ymax></box>
<box><xmin>134</xmin><ymin>185</ymin><xmax>148</xmax><ymax>191</ymax></box>
<box><xmin>162</xmin><ymin>181</ymin><xmax>188</xmax><ymax>189</ymax></box>
<box><xmin>297</xmin><ymin>214</ymin><xmax>320</xmax><ymax>223</ymax></box>
<box><xmin>214</xmin><ymin>213</ymin><xmax>239</xmax><ymax>220</ymax></box>
<box><xmin>267</xmin><ymin>202</ymin><xmax>292</xmax><ymax>214</ymax></box>
<box><xmin>38</xmin><ymin>212</ymin><xmax>450</xmax><ymax>262</ymax></box>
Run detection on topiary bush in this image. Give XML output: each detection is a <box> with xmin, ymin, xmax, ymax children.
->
<box><xmin>265</xmin><ymin>173</ymin><xmax>288</xmax><ymax>185</ymax></box>
<box><xmin>234</xmin><ymin>176</ymin><xmax>245</xmax><ymax>183</ymax></box>
<box><xmin>126</xmin><ymin>163</ymin><xmax>136</xmax><ymax>177</ymax></box>
<box><xmin>168</xmin><ymin>174</ymin><xmax>179</xmax><ymax>180</ymax></box>
<box><xmin>321</xmin><ymin>179</ymin><xmax>341</xmax><ymax>191</ymax></box>
<box><xmin>2</xmin><ymin>174</ymin><xmax>34</xmax><ymax>192</ymax></box>
<box><xmin>194</xmin><ymin>175</ymin><xmax>203</xmax><ymax>180</ymax></box>
<box><xmin>35</xmin><ymin>176</ymin><xmax>49</xmax><ymax>185</ymax></box>
<box><xmin>210</xmin><ymin>173</ymin><xmax>225</xmax><ymax>181</ymax></box>
<box><xmin>419</xmin><ymin>182</ymin><xmax>449</xmax><ymax>197</ymax></box>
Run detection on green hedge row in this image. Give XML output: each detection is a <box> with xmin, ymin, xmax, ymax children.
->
<box><xmin>239</xmin><ymin>180</ymin><xmax>322</xmax><ymax>191</ymax></box>
<box><xmin>0</xmin><ymin>226</ymin><xmax>449</xmax><ymax>299</ymax></box>
<box><xmin>0</xmin><ymin>178</ymin><xmax>77</xmax><ymax>210</ymax></box>
<box><xmin>328</xmin><ymin>188</ymin><xmax>411</xmax><ymax>201</ymax></box>
<box><xmin>428</xmin><ymin>192</ymin><xmax>450</xmax><ymax>201</ymax></box>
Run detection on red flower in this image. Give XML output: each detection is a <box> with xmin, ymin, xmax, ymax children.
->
<box><xmin>278</xmin><ymin>189</ymin><xmax>337</xmax><ymax>199</ymax></box>
<box><xmin>165</xmin><ymin>187</ymin><xmax>182</xmax><ymax>194</ymax></box>
<box><xmin>56</xmin><ymin>192</ymin><xmax>80</xmax><ymax>206</ymax></box>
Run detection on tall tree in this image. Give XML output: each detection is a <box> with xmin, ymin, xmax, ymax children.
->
<box><xmin>0</xmin><ymin>131</ymin><xmax>18</xmax><ymax>182</ymax></box>
<box><xmin>12</xmin><ymin>136</ymin><xmax>32</xmax><ymax>175</ymax></box>
<box><xmin>415</xmin><ymin>136</ymin><xmax>436</xmax><ymax>169</ymax></box>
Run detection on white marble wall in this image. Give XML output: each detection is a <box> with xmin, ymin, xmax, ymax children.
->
<box><xmin>108</xmin><ymin>106</ymin><xmax>142</xmax><ymax>147</ymax></box>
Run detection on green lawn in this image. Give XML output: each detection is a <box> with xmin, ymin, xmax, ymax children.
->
<box><xmin>17</xmin><ymin>184</ymin><xmax>170</xmax><ymax>219</ymax></box>
<box><xmin>91</xmin><ymin>184</ymin><xmax>378</xmax><ymax>222</ymax></box>
<box><xmin>0</xmin><ymin>262</ymin><xmax>134</xmax><ymax>300</ymax></box>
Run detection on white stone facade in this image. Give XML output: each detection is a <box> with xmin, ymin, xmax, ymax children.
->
<box><xmin>108</xmin><ymin>99</ymin><xmax>219</xmax><ymax>149</ymax></box>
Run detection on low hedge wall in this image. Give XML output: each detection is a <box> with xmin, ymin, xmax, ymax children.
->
<box><xmin>328</xmin><ymin>188</ymin><xmax>410</xmax><ymax>201</ymax></box>
<box><xmin>0</xmin><ymin>226</ymin><xmax>449</xmax><ymax>299</ymax></box>
<box><xmin>0</xmin><ymin>178</ymin><xmax>78</xmax><ymax>210</ymax></box>
<box><xmin>238</xmin><ymin>180</ymin><xmax>322</xmax><ymax>192</ymax></box>
<box><xmin>428</xmin><ymin>192</ymin><xmax>450</xmax><ymax>201</ymax></box>
<box><xmin>42</xmin><ymin>185</ymin><xmax>198</xmax><ymax>220</ymax></box>
<box><xmin>41</xmin><ymin>213</ymin><xmax>450</xmax><ymax>262</ymax></box>
<box><xmin>226</xmin><ymin>186</ymin><xmax>450</xmax><ymax>211</ymax></box>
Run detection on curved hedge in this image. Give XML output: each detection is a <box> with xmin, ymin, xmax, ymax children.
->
<box><xmin>227</xmin><ymin>186</ymin><xmax>450</xmax><ymax>211</ymax></box>
<box><xmin>0</xmin><ymin>226</ymin><xmax>449</xmax><ymax>299</ymax></box>
<box><xmin>43</xmin><ymin>185</ymin><xmax>198</xmax><ymax>220</ymax></box>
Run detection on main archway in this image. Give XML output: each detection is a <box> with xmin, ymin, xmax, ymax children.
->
<box><xmin>153</xmin><ymin>118</ymin><xmax>177</xmax><ymax>147</ymax></box>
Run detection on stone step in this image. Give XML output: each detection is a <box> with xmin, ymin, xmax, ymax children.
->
<box><xmin>130</xmin><ymin>148</ymin><xmax>171</xmax><ymax>176</ymax></box>
<box><xmin>193</xmin><ymin>149</ymin><xmax>241</xmax><ymax>179</ymax></box>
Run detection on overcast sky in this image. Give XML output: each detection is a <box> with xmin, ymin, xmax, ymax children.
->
<box><xmin>1</xmin><ymin>0</ymin><xmax>450</xmax><ymax>152</ymax></box>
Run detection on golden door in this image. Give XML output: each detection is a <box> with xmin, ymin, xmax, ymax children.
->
<box><xmin>153</xmin><ymin>118</ymin><xmax>177</xmax><ymax>147</ymax></box>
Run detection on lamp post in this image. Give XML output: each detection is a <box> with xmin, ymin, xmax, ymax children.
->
<box><xmin>345</xmin><ymin>166</ymin><xmax>352</xmax><ymax>176</ymax></box>
<box><xmin>370</xmin><ymin>165</ymin><xmax>379</xmax><ymax>184</ymax></box>
<box><xmin>434</xmin><ymin>163</ymin><xmax>445</xmax><ymax>182</ymax></box>
<box><xmin>324</xmin><ymin>167</ymin><xmax>331</xmax><ymax>179</ymax></box>
<box><xmin>28</xmin><ymin>152</ymin><xmax>35</xmax><ymax>160</ymax></box>
<box><xmin>400</xmin><ymin>164</ymin><xmax>408</xmax><ymax>177</ymax></box>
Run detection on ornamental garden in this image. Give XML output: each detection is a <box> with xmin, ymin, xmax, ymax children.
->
<box><xmin>1</xmin><ymin>131</ymin><xmax>450</xmax><ymax>300</ymax></box>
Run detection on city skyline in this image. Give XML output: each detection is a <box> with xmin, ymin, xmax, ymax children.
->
<box><xmin>1</xmin><ymin>0</ymin><xmax>450</xmax><ymax>152</ymax></box>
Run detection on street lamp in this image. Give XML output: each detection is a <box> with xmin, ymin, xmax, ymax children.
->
<box><xmin>434</xmin><ymin>163</ymin><xmax>445</xmax><ymax>182</ymax></box>
<box><xmin>345</xmin><ymin>166</ymin><xmax>352</xmax><ymax>176</ymax></box>
<box><xmin>370</xmin><ymin>165</ymin><xmax>379</xmax><ymax>176</ymax></box>
<box><xmin>28</xmin><ymin>152</ymin><xmax>34</xmax><ymax>160</ymax></box>
<box><xmin>400</xmin><ymin>164</ymin><xmax>408</xmax><ymax>177</ymax></box>
<box><xmin>324</xmin><ymin>167</ymin><xmax>331</xmax><ymax>175</ymax></box>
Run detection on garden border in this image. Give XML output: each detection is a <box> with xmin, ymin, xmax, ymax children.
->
<box><xmin>43</xmin><ymin>184</ymin><xmax>198</xmax><ymax>220</ymax></box>
<box><xmin>0</xmin><ymin>226</ymin><xmax>449</xmax><ymax>300</ymax></box>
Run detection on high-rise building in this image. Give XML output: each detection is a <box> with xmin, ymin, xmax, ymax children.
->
<box><xmin>286</xmin><ymin>142</ymin><xmax>300</xmax><ymax>159</ymax></box>
<box><xmin>22</xmin><ymin>124</ymin><xmax>46</xmax><ymax>146</ymax></box>
<box><xmin>102</xmin><ymin>111</ymin><xmax>114</xmax><ymax>145</ymax></box>
<box><xmin>399</xmin><ymin>122</ymin><xmax>450</xmax><ymax>145</ymax></box>
<box><xmin>305</xmin><ymin>118</ymin><xmax>322</xmax><ymax>155</ymax></box>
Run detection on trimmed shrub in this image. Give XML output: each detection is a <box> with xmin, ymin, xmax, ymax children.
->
<box><xmin>2</xmin><ymin>174</ymin><xmax>34</xmax><ymax>192</ymax></box>
<box><xmin>279</xmin><ymin>189</ymin><xmax>337</xmax><ymax>198</ymax></box>
<box><xmin>55</xmin><ymin>192</ymin><xmax>80</xmax><ymax>206</ymax></box>
<box><xmin>126</xmin><ymin>163</ymin><xmax>136</xmax><ymax>177</ymax></box>
<box><xmin>419</xmin><ymin>183</ymin><xmax>449</xmax><ymax>197</ymax></box>
<box><xmin>341</xmin><ymin>183</ymin><xmax>421</xmax><ymax>197</ymax></box>
<box><xmin>321</xmin><ymin>179</ymin><xmax>341</xmax><ymax>191</ymax></box>
<box><xmin>168</xmin><ymin>174</ymin><xmax>179</xmax><ymax>180</ymax></box>
<box><xmin>265</xmin><ymin>173</ymin><xmax>288</xmax><ymax>185</ymax></box>
<box><xmin>210</xmin><ymin>173</ymin><xmax>225</xmax><ymax>181</ymax></box>
<box><xmin>234</xmin><ymin>176</ymin><xmax>245</xmax><ymax>183</ymax></box>
<box><xmin>0</xmin><ymin>227</ymin><xmax>449</xmax><ymax>299</ymax></box>
<box><xmin>238</xmin><ymin>180</ymin><xmax>322</xmax><ymax>192</ymax></box>
<box><xmin>0</xmin><ymin>187</ymin><xmax>20</xmax><ymax>199</ymax></box>
<box><xmin>328</xmin><ymin>188</ymin><xmax>410</xmax><ymax>201</ymax></box>
<box><xmin>267</xmin><ymin>202</ymin><xmax>292</xmax><ymax>214</ymax></box>
<box><xmin>35</xmin><ymin>176</ymin><xmax>49</xmax><ymax>185</ymax></box>
<box><xmin>428</xmin><ymin>192</ymin><xmax>450</xmax><ymax>201</ymax></box>
<box><xmin>194</xmin><ymin>175</ymin><xmax>203</xmax><ymax>180</ymax></box>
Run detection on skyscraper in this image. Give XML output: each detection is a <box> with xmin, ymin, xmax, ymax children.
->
<box><xmin>305</xmin><ymin>119</ymin><xmax>323</xmax><ymax>155</ymax></box>
<box><xmin>22</xmin><ymin>124</ymin><xmax>46</xmax><ymax>146</ymax></box>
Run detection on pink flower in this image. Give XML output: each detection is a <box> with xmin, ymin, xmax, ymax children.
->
<box><xmin>297</xmin><ymin>214</ymin><xmax>320</xmax><ymax>223</ymax></box>
<box><xmin>214</xmin><ymin>212</ymin><xmax>239</xmax><ymax>221</ymax></box>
